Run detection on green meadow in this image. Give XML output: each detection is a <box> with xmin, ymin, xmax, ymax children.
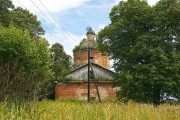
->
<box><xmin>0</xmin><ymin>100</ymin><xmax>180</xmax><ymax>120</ymax></box>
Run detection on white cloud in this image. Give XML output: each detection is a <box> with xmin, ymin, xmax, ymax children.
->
<box><xmin>44</xmin><ymin>28</ymin><xmax>86</xmax><ymax>57</ymax></box>
<box><xmin>147</xmin><ymin>0</ymin><xmax>160</xmax><ymax>6</ymax></box>
<box><xmin>12</xmin><ymin>1</ymin><xmax>88</xmax><ymax>44</ymax></box>
<box><xmin>65</xmin><ymin>50</ymin><xmax>74</xmax><ymax>57</ymax></box>
<box><xmin>45</xmin><ymin>32</ymin><xmax>74</xmax><ymax>57</ymax></box>
<box><xmin>98</xmin><ymin>24</ymin><xmax>106</xmax><ymax>32</ymax></box>
<box><xmin>62</xmin><ymin>31</ymin><xmax>86</xmax><ymax>46</ymax></box>
<box><xmin>11</xmin><ymin>0</ymin><xmax>89</xmax><ymax>57</ymax></box>
<box><xmin>62</xmin><ymin>32</ymin><xmax>86</xmax><ymax>57</ymax></box>
<box><xmin>12</xmin><ymin>0</ymin><xmax>90</xmax><ymax>13</ymax></box>
<box><xmin>11</xmin><ymin>0</ymin><xmax>160</xmax><ymax>58</ymax></box>
<box><xmin>12</xmin><ymin>0</ymin><xmax>91</xmax><ymax>24</ymax></box>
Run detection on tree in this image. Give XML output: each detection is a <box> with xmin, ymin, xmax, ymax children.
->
<box><xmin>11</xmin><ymin>7</ymin><xmax>45</xmax><ymax>40</ymax></box>
<box><xmin>38</xmin><ymin>43</ymin><xmax>72</xmax><ymax>99</ymax></box>
<box><xmin>0</xmin><ymin>0</ymin><xmax>14</xmax><ymax>26</ymax></box>
<box><xmin>0</xmin><ymin>0</ymin><xmax>44</xmax><ymax>40</ymax></box>
<box><xmin>51</xmin><ymin>43</ymin><xmax>72</xmax><ymax>81</ymax></box>
<box><xmin>0</xmin><ymin>25</ymin><xmax>52</xmax><ymax>102</ymax></box>
<box><xmin>98</xmin><ymin>0</ymin><xmax>180</xmax><ymax>106</ymax></box>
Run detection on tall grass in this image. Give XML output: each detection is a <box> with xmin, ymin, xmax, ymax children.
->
<box><xmin>0</xmin><ymin>100</ymin><xmax>180</xmax><ymax>120</ymax></box>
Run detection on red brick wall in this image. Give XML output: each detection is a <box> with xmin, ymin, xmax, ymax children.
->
<box><xmin>55</xmin><ymin>82</ymin><xmax>117</xmax><ymax>100</ymax></box>
<box><xmin>74</xmin><ymin>49</ymin><xmax>110</xmax><ymax>69</ymax></box>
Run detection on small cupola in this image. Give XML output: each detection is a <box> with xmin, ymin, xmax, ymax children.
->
<box><xmin>86</xmin><ymin>26</ymin><xmax>95</xmax><ymax>41</ymax></box>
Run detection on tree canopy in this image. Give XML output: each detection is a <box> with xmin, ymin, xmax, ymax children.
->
<box><xmin>0</xmin><ymin>0</ymin><xmax>52</xmax><ymax>102</ymax></box>
<box><xmin>98</xmin><ymin>0</ymin><xmax>180</xmax><ymax>106</ymax></box>
<box><xmin>51</xmin><ymin>43</ymin><xmax>72</xmax><ymax>82</ymax></box>
<box><xmin>0</xmin><ymin>0</ymin><xmax>14</xmax><ymax>27</ymax></box>
<box><xmin>0</xmin><ymin>0</ymin><xmax>45</xmax><ymax>40</ymax></box>
<box><xmin>0</xmin><ymin>0</ymin><xmax>73</xmax><ymax>101</ymax></box>
<box><xmin>0</xmin><ymin>25</ymin><xmax>52</xmax><ymax>102</ymax></box>
<box><xmin>11</xmin><ymin>7</ymin><xmax>45</xmax><ymax>40</ymax></box>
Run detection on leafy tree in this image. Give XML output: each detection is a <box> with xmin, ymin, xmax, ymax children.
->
<box><xmin>98</xmin><ymin>0</ymin><xmax>180</xmax><ymax>106</ymax></box>
<box><xmin>38</xmin><ymin>43</ymin><xmax>72</xmax><ymax>100</ymax></box>
<box><xmin>51</xmin><ymin>43</ymin><xmax>72</xmax><ymax>82</ymax></box>
<box><xmin>0</xmin><ymin>0</ymin><xmax>14</xmax><ymax>26</ymax></box>
<box><xmin>0</xmin><ymin>25</ymin><xmax>52</xmax><ymax>102</ymax></box>
<box><xmin>11</xmin><ymin>7</ymin><xmax>45</xmax><ymax>40</ymax></box>
<box><xmin>0</xmin><ymin>0</ymin><xmax>44</xmax><ymax>40</ymax></box>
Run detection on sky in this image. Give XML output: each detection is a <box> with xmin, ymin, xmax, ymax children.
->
<box><xmin>12</xmin><ymin>0</ymin><xmax>160</xmax><ymax>57</ymax></box>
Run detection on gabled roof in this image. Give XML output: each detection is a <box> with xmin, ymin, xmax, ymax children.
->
<box><xmin>68</xmin><ymin>63</ymin><xmax>115</xmax><ymax>75</ymax></box>
<box><xmin>67</xmin><ymin>63</ymin><xmax>115</xmax><ymax>81</ymax></box>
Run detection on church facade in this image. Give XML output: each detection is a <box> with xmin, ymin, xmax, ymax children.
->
<box><xmin>55</xmin><ymin>27</ymin><xmax>119</xmax><ymax>100</ymax></box>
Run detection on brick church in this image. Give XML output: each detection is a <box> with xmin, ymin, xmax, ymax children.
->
<box><xmin>55</xmin><ymin>27</ymin><xmax>118</xmax><ymax>100</ymax></box>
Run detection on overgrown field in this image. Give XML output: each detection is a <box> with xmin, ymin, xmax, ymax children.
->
<box><xmin>0</xmin><ymin>100</ymin><xmax>180</xmax><ymax>120</ymax></box>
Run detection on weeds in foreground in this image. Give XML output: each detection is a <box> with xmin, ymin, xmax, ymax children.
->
<box><xmin>0</xmin><ymin>100</ymin><xmax>180</xmax><ymax>120</ymax></box>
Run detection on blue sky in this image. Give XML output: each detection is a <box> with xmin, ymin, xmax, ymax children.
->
<box><xmin>12</xmin><ymin>0</ymin><xmax>160</xmax><ymax>57</ymax></box>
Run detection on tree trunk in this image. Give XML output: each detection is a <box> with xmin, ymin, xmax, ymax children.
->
<box><xmin>153</xmin><ymin>86</ymin><xmax>161</xmax><ymax>107</ymax></box>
